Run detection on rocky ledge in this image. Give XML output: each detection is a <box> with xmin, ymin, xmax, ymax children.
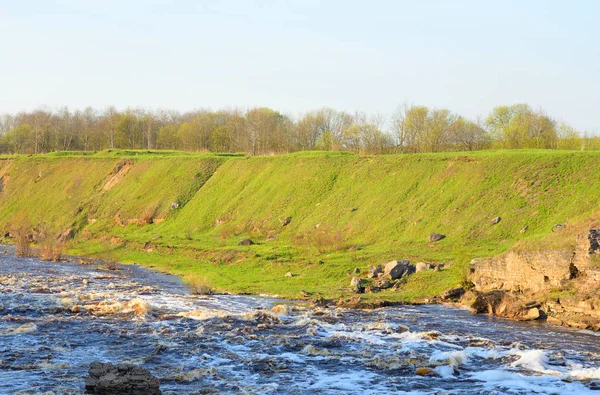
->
<box><xmin>464</xmin><ymin>228</ymin><xmax>600</xmax><ymax>331</ymax></box>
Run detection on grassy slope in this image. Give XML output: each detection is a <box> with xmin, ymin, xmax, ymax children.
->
<box><xmin>1</xmin><ymin>149</ymin><xmax>599</xmax><ymax>301</ymax></box>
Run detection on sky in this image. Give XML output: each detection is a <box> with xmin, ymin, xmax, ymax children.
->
<box><xmin>0</xmin><ymin>0</ymin><xmax>598</xmax><ymax>133</ymax></box>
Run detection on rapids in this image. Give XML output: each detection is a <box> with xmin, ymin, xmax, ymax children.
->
<box><xmin>1</xmin><ymin>249</ymin><xmax>600</xmax><ymax>394</ymax></box>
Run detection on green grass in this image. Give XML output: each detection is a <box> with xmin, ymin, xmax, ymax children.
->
<box><xmin>2</xmin><ymin>149</ymin><xmax>600</xmax><ymax>302</ymax></box>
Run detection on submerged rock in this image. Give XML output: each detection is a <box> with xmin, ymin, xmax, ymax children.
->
<box><xmin>85</xmin><ymin>361</ymin><xmax>161</xmax><ymax>395</ymax></box>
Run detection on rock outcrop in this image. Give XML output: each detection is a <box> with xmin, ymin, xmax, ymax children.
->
<box><xmin>470</xmin><ymin>249</ymin><xmax>575</xmax><ymax>293</ymax></box>
<box><xmin>85</xmin><ymin>362</ymin><xmax>161</xmax><ymax>395</ymax></box>
<box><xmin>468</xmin><ymin>229</ymin><xmax>600</xmax><ymax>330</ymax></box>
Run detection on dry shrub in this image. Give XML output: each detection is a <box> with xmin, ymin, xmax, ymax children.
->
<box><xmin>293</xmin><ymin>225</ymin><xmax>346</xmax><ymax>254</ymax></box>
<box><xmin>312</xmin><ymin>226</ymin><xmax>345</xmax><ymax>253</ymax></box>
<box><xmin>11</xmin><ymin>214</ymin><xmax>31</xmax><ymax>256</ymax></box>
<box><xmin>188</xmin><ymin>278</ymin><xmax>212</xmax><ymax>295</ymax></box>
<box><xmin>98</xmin><ymin>243</ymin><xmax>120</xmax><ymax>270</ymax></box>
<box><xmin>103</xmin><ymin>259</ymin><xmax>119</xmax><ymax>271</ymax></box>
<box><xmin>39</xmin><ymin>242</ymin><xmax>64</xmax><ymax>262</ymax></box>
<box><xmin>139</xmin><ymin>204</ymin><xmax>159</xmax><ymax>225</ymax></box>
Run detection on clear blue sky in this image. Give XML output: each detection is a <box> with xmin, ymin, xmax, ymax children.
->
<box><xmin>1</xmin><ymin>0</ymin><xmax>598</xmax><ymax>132</ymax></box>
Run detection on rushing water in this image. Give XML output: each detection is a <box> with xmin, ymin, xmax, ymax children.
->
<box><xmin>1</xmin><ymin>251</ymin><xmax>600</xmax><ymax>394</ymax></box>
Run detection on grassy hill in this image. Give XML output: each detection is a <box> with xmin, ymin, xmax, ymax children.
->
<box><xmin>1</xmin><ymin>149</ymin><xmax>598</xmax><ymax>302</ymax></box>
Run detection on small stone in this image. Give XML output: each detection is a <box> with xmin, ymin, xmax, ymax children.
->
<box><xmin>282</xmin><ymin>217</ymin><xmax>292</xmax><ymax>226</ymax></box>
<box><xmin>490</xmin><ymin>216</ymin><xmax>501</xmax><ymax>225</ymax></box>
<box><xmin>416</xmin><ymin>367</ymin><xmax>435</xmax><ymax>376</ymax></box>
<box><xmin>415</xmin><ymin>262</ymin><xmax>432</xmax><ymax>272</ymax></box>
<box><xmin>284</xmin><ymin>272</ymin><xmax>294</xmax><ymax>277</ymax></box>
<box><xmin>520</xmin><ymin>225</ymin><xmax>529</xmax><ymax>233</ymax></box>
<box><xmin>350</xmin><ymin>277</ymin><xmax>362</xmax><ymax>287</ymax></box>
<box><xmin>429</xmin><ymin>233</ymin><xmax>445</xmax><ymax>242</ymax></box>
<box><xmin>170</xmin><ymin>202</ymin><xmax>179</xmax><ymax>210</ymax></box>
<box><xmin>352</xmin><ymin>267</ymin><xmax>360</xmax><ymax>274</ymax></box>
<box><xmin>367</xmin><ymin>265</ymin><xmax>383</xmax><ymax>278</ymax></box>
<box><xmin>376</xmin><ymin>278</ymin><xmax>391</xmax><ymax>289</ymax></box>
<box><xmin>238</xmin><ymin>239</ymin><xmax>255</xmax><ymax>246</ymax></box>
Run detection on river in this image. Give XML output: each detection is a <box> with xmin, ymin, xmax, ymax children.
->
<box><xmin>1</xmin><ymin>250</ymin><xmax>600</xmax><ymax>394</ymax></box>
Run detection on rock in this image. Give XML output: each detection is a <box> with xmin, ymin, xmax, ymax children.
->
<box><xmin>351</xmin><ymin>207</ymin><xmax>358</xmax><ymax>212</ymax></box>
<box><xmin>490</xmin><ymin>216</ymin><xmax>501</xmax><ymax>225</ymax></box>
<box><xmin>352</xmin><ymin>283</ymin><xmax>365</xmax><ymax>294</ymax></box>
<box><xmin>284</xmin><ymin>272</ymin><xmax>294</xmax><ymax>277</ymax></box>
<box><xmin>546</xmin><ymin>316</ymin><xmax>563</xmax><ymax>326</ymax></box>
<box><xmin>170</xmin><ymin>202</ymin><xmax>179</xmax><ymax>210</ymax></box>
<box><xmin>238</xmin><ymin>239</ymin><xmax>255</xmax><ymax>246</ymax></box>
<box><xmin>416</xmin><ymin>367</ymin><xmax>435</xmax><ymax>376</ymax></box>
<box><xmin>352</xmin><ymin>267</ymin><xmax>361</xmax><ymax>274</ymax></box>
<box><xmin>271</xmin><ymin>305</ymin><xmax>292</xmax><ymax>315</ymax></box>
<box><xmin>552</xmin><ymin>223</ymin><xmax>565</xmax><ymax>232</ymax></box>
<box><xmin>376</xmin><ymin>278</ymin><xmax>392</xmax><ymax>289</ymax></box>
<box><xmin>85</xmin><ymin>362</ymin><xmax>161</xmax><ymax>395</ymax></box>
<box><xmin>300</xmin><ymin>290</ymin><xmax>311</xmax><ymax>298</ymax></box>
<box><xmin>365</xmin><ymin>285</ymin><xmax>380</xmax><ymax>293</ymax></box>
<box><xmin>367</xmin><ymin>265</ymin><xmax>383</xmax><ymax>278</ymax></box>
<box><xmin>524</xmin><ymin>307</ymin><xmax>540</xmax><ymax>320</ymax></box>
<box><xmin>384</xmin><ymin>260</ymin><xmax>409</xmax><ymax>280</ymax></box>
<box><xmin>586</xmin><ymin>229</ymin><xmax>600</xmax><ymax>254</ymax></box>
<box><xmin>282</xmin><ymin>217</ymin><xmax>292</xmax><ymax>227</ymax></box>
<box><xmin>439</xmin><ymin>287</ymin><xmax>466</xmax><ymax>301</ymax></box>
<box><xmin>471</xmin><ymin>290</ymin><xmax>519</xmax><ymax>316</ymax></box>
<box><xmin>348</xmin><ymin>246</ymin><xmax>357</xmax><ymax>252</ymax></box>
<box><xmin>350</xmin><ymin>277</ymin><xmax>362</xmax><ymax>287</ymax></box>
<box><xmin>415</xmin><ymin>262</ymin><xmax>432</xmax><ymax>272</ymax></box>
<box><xmin>520</xmin><ymin>225</ymin><xmax>529</xmax><ymax>233</ymax></box>
<box><xmin>400</xmin><ymin>264</ymin><xmax>415</xmax><ymax>279</ymax></box>
<box><xmin>429</xmin><ymin>233</ymin><xmax>445</xmax><ymax>242</ymax></box>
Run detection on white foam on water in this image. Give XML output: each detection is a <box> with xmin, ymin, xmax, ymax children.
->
<box><xmin>470</xmin><ymin>369</ymin><xmax>597</xmax><ymax>394</ymax></box>
<box><xmin>509</xmin><ymin>349</ymin><xmax>562</xmax><ymax>375</ymax></box>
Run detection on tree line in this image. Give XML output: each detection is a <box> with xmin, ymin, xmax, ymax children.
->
<box><xmin>0</xmin><ymin>104</ymin><xmax>590</xmax><ymax>155</ymax></box>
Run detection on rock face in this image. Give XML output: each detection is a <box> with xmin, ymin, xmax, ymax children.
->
<box><xmin>468</xmin><ymin>229</ymin><xmax>600</xmax><ymax>330</ymax></box>
<box><xmin>428</xmin><ymin>233</ymin><xmax>445</xmax><ymax>242</ymax></box>
<box><xmin>470</xmin><ymin>249</ymin><xmax>575</xmax><ymax>293</ymax></box>
<box><xmin>85</xmin><ymin>362</ymin><xmax>161</xmax><ymax>395</ymax></box>
<box><xmin>384</xmin><ymin>260</ymin><xmax>409</xmax><ymax>280</ymax></box>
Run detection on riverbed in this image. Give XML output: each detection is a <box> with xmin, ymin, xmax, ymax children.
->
<box><xmin>1</xmin><ymin>251</ymin><xmax>600</xmax><ymax>394</ymax></box>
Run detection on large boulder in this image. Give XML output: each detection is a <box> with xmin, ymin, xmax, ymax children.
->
<box><xmin>384</xmin><ymin>260</ymin><xmax>409</xmax><ymax>280</ymax></box>
<box><xmin>85</xmin><ymin>362</ymin><xmax>161</xmax><ymax>395</ymax></box>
